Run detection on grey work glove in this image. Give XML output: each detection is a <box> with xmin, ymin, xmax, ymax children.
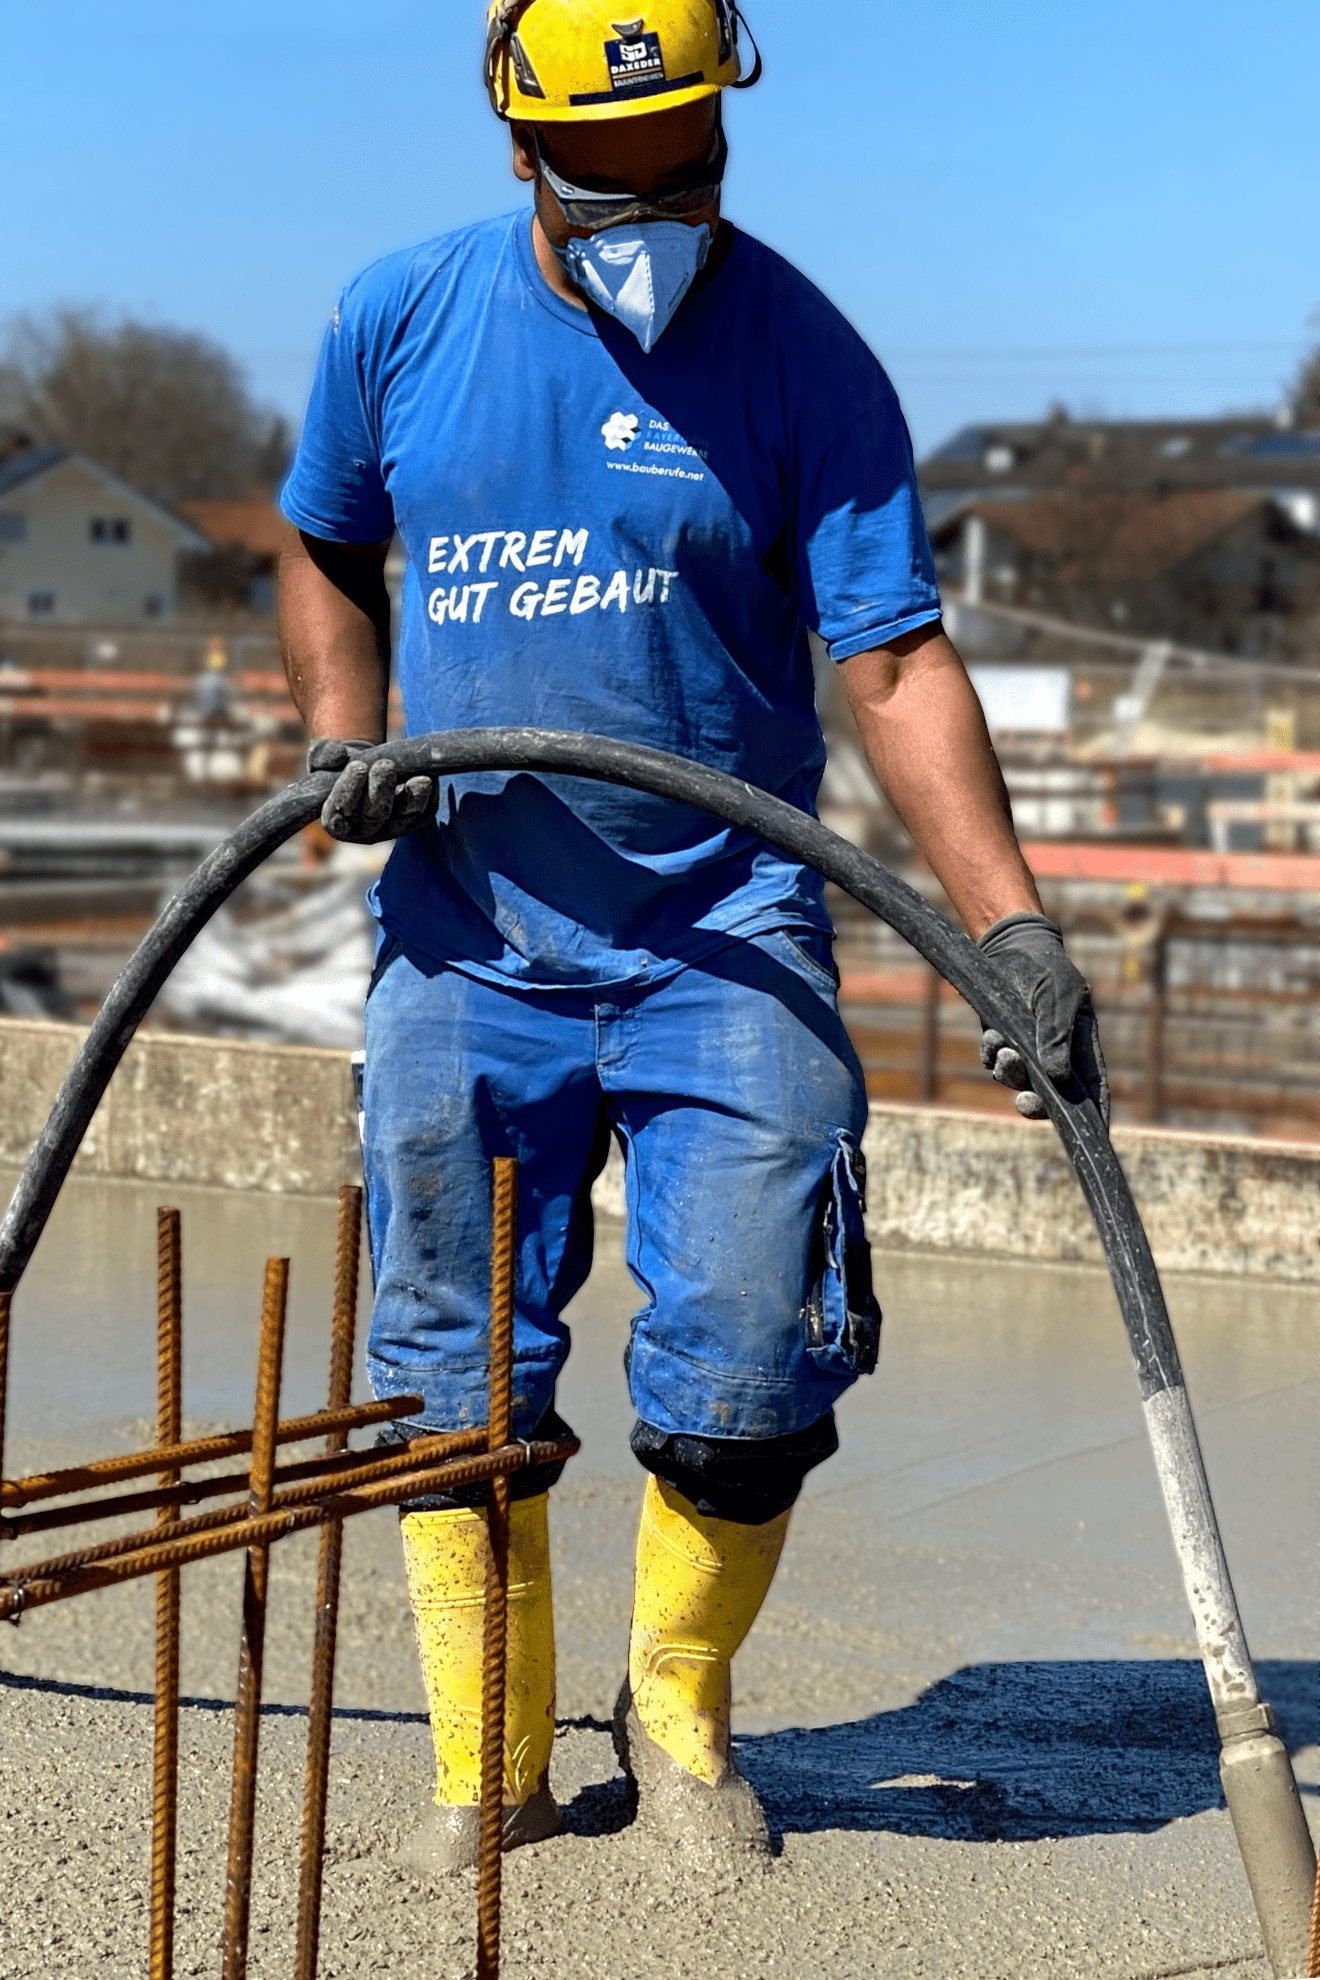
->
<box><xmin>308</xmin><ymin>738</ymin><xmax>437</xmax><ymax>844</ymax></box>
<box><xmin>976</xmin><ymin>912</ymin><xmax>1110</xmax><ymax>1128</ymax></box>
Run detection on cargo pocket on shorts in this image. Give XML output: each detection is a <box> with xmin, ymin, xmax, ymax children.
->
<box><xmin>802</xmin><ymin>1130</ymin><xmax>882</xmax><ymax>1377</ymax></box>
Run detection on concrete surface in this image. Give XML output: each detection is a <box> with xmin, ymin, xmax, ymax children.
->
<box><xmin>0</xmin><ymin>1171</ymin><xmax>1314</xmax><ymax>1977</ymax></box>
<box><xmin>3</xmin><ymin>1018</ymin><xmax>1318</xmax><ymax>1279</ymax></box>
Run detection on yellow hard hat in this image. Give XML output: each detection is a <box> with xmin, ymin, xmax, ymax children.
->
<box><xmin>484</xmin><ymin>0</ymin><xmax>760</xmax><ymax>124</ymax></box>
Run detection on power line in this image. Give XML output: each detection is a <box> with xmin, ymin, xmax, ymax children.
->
<box><xmin>879</xmin><ymin>338</ymin><xmax>1301</xmax><ymax>362</ymax></box>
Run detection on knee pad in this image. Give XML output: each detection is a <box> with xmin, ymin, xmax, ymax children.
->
<box><xmin>380</xmin><ymin>1403</ymin><xmax>576</xmax><ymax>1513</ymax></box>
<box><xmin>629</xmin><ymin>1411</ymin><xmax>838</xmax><ymax>1525</ymax></box>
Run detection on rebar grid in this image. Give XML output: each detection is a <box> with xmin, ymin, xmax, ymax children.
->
<box><xmin>0</xmin><ymin>1426</ymin><xmax>486</xmax><ymax>1578</ymax></box>
<box><xmin>0</xmin><ymin>1394</ymin><xmax>423</xmax><ymax>1511</ymax></box>
<box><xmin>0</xmin><ymin>1436</ymin><xmax>573</xmax><ymax>1614</ymax></box>
<box><xmin>0</xmin><ymin>1163</ymin><xmax>574</xmax><ymax>1979</ymax></box>
<box><xmin>3</xmin><ymin>1425</ymin><xmax>462</xmax><ymax>1544</ymax></box>
<box><xmin>478</xmin><ymin>1157</ymin><xmax>518</xmax><ymax>1980</ymax></box>
<box><xmin>151</xmin><ymin>1208</ymin><xmax>183</xmax><ymax>1980</ymax></box>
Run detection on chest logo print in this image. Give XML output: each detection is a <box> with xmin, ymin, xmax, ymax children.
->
<box><xmin>601</xmin><ymin>411</ymin><xmax>640</xmax><ymax>452</ymax></box>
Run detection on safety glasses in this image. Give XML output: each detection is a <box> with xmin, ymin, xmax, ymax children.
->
<box><xmin>534</xmin><ymin>123</ymin><xmax>728</xmax><ymax>232</ymax></box>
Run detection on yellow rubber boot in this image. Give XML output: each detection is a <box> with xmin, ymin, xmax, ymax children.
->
<box><xmin>616</xmin><ymin>1475</ymin><xmax>789</xmax><ymax>1858</ymax></box>
<box><xmin>398</xmin><ymin>1493</ymin><xmax>560</xmax><ymax>1873</ymax></box>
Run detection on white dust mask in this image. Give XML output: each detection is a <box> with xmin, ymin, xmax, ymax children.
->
<box><xmin>554</xmin><ymin>221</ymin><xmax>711</xmax><ymax>353</ymax></box>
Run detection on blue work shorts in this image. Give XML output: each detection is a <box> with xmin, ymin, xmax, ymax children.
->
<box><xmin>361</xmin><ymin>927</ymin><xmax>880</xmax><ymax>1444</ymax></box>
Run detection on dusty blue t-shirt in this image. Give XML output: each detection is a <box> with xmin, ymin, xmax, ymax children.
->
<box><xmin>282</xmin><ymin>209</ymin><xmax>941</xmax><ymax>989</ymax></box>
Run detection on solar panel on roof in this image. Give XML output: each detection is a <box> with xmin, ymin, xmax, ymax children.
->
<box><xmin>1245</xmin><ymin>433</ymin><xmax>1320</xmax><ymax>457</ymax></box>
<box><xmin>926</xmin><ymin>426</ymin><xmax>992</xmax><ymax>463</ymax></box>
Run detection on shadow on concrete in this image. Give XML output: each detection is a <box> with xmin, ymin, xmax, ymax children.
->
<box><xmin>732</xmin><ymin>1660</ymin><xmax>1317</xmax><ymax>1844</ymax></box>
<box><xmin>4</xmin><ymin>1659</ymin><xmax>1312</xmax><ymax>1849</ymax></box>
<box><xmin>0</xmin><ymin>1667</ymin><xmax>431</xmax><ymax>1725</ymax></box>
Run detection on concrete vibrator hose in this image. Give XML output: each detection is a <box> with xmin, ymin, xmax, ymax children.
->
<box><xmin>0</xmin><ymin>729</ymin><xmax>1312</xmax><ymax>1975</ymax></box>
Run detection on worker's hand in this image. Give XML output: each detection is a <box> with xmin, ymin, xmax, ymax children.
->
<box><xmin>307</xmin><ymin>738</ymin><xmax>437</xmax><ymax>844</ymax></box>
<box><xmin>976</xmin><ymin>913</ymin><xmax>1110</xmax><ymax>1128</ymax></box>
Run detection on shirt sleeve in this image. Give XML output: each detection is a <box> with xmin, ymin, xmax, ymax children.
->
<box><xmin>793</xmin><ymin>346</ymin><xmax>942</xmax><ymax>662</ymax></box>
<box><xmin>280</xmin><ymin>287</ymin><xmax>395</xmax><ymax>545</ymax></box>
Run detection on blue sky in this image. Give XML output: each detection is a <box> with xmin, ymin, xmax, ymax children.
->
<box><xmin>5</xmin><ymin>0</ymin><xmax>1316</xmax><ymax>455</ymax></box>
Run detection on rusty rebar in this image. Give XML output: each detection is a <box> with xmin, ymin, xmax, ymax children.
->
<box><xmin>0</xmin><ymin>1441</ymin><xmax>573</xmax><ymax>1618</ymax></box>
<box><xmin>295</xmin><ymin>1185</ymin><xmax>361</xmax><ymax>1980</ymax></box>
<box><xmin>0</xmin><ymin>1394</ymin><xmax>424</xmax><ymax>1511</ymax></box>
<box><xmin>151</xmin><ymin>1208</ymin><xmax>183</xmax><ymax>1980</ymax></box>
<box><xmin>0</xmin><ymin>1433</ymin><xmax>490</xmax><ymax>1568</ymax></box>
<box><xmin>221</xmin><ymin>1256</ymin><xmax>289</xmax><ymax>1980</ymax></box>
<box><xmin>325</xmin><ymin>1186</ymin><xmax>360</xmax><ymax>1431</ymax></box>
<box><xmin>486</xmin><ymin>1162</ymin><xmax>516</xmax><ymax>1461</ymax></box>
<box><xmin>3</xmin><ymin>1438</ymin><xmax>436</xmax><ymax>1543</ymax></box>
<box><xmin>1307</xmin><ymin>1845</ymin><xmax>1320</xmax><ymax>1977</ymax></box>
<box><xmin>0</xmin><ymin>1433</ymin><xmax>502</xmax><ymax>1584</ymax></box>
<box><xmin>1</xmin><ymin>1410</ymin><xmax>439</xmax><ymax>1543</ymax></box>
<box><xmin>478</xmin><ymin>1158</ymin><xmax>517</xmax><ymax>1980</ymax></box>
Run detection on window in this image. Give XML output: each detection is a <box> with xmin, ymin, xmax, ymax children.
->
<box><xmin>89</xmin><ymin>516</ymin><xmax>132</xmax><ymax>544</ymax></box>
<box><xmin>0</xmin><ymin>511</ymin><xmax>26</xmax><ymax>543</ymax></box>
<box><xmin>27</xmin><ymin>591</ymin><xmax>56</xmax><ymax>616</ymax></box>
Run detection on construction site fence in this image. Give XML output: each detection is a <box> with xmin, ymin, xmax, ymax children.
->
<box><xmin>832</xmin><ymin>895</ymin><xmax>1319</xmax><ymax>1142</ymax></box>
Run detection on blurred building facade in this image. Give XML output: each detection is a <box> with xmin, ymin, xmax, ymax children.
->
<box><xmin>0</xmin><ymin>448</ymin><xmax>208</xmax><ymax>625</ymax></box>
<box><xmin>921</xmin><ymin>412</ymin><xmax>1320</xmax><ymax>661</ymax></box>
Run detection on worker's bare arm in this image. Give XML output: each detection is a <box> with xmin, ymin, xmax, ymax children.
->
<box><xmin>278</xmin><ymin>523</ymin><xmax>438</xmax><ymax>843</ymax></box>
<box><xmin>277</xmin><ymin>522</ymin><xmax>393</xmax><ymax>742</ymax></box>
<box><xmin>838</xmin><ymin>623</ymin><xmax>1042</xmax><ymax>939</ymax></box>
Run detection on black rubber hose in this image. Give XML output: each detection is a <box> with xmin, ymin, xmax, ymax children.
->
<box><xmin>10</xmin><ymin>730</ymin><xmax>1310</xmax><ymax>1970</ymax></box>
<box><xmin>0</xmin><ymin>727</ymin><xmax>1179</xmax><ymax>1407</ymax></box>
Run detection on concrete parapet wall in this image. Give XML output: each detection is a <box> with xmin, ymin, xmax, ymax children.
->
<box><xmin>858</xmin><ymin>1102</ymin><xmax>1317</xmax><ymax>1284</ymax></box>
<box><xmin>0</xmin><ymin>1019</ymin><xmax>1314</xmax><ymax>1281</ymax></box>
<box><xmin>0</xmin><ymin>1018</ymin><xmax>362</xmax><ymax>1199</ymax></box>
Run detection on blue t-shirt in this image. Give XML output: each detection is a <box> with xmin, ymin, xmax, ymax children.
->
<box><xmin>282</xmin><ymin>209</ymin><xmax>941</xmax><ymax>989</ymax></box>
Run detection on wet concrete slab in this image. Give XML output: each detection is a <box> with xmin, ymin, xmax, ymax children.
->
<box><xmin>0</xmin><ymin>1169</ymin><xmax>1314</xmax><ymax>1977</ymax></box>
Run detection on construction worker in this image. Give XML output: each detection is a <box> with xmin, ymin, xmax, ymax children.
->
<box><xmin>278</xmin><ymin>0</ymin><xmax>1107</xmax><ymax>1872</ymax></box>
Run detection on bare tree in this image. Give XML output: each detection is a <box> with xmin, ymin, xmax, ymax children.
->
<box><xmin>1292</xmin><ymin>343</ymin><xmax>1320</xmax><ymax>427</ymax></box>
<box><xmin>0</xmin><ymin>308</ymin><xmax>289</xmax><ymax>504</ymax></box>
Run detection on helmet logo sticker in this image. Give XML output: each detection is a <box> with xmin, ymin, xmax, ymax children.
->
<box><xmin>604</xmin><ymin>28</ymin><xmax>666</xmax><ymax>92</ymax></box>
<box><xmin>601</xmin><ymin>412</ymin><xmax>640</xmax><ymax>452</ymax></box>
